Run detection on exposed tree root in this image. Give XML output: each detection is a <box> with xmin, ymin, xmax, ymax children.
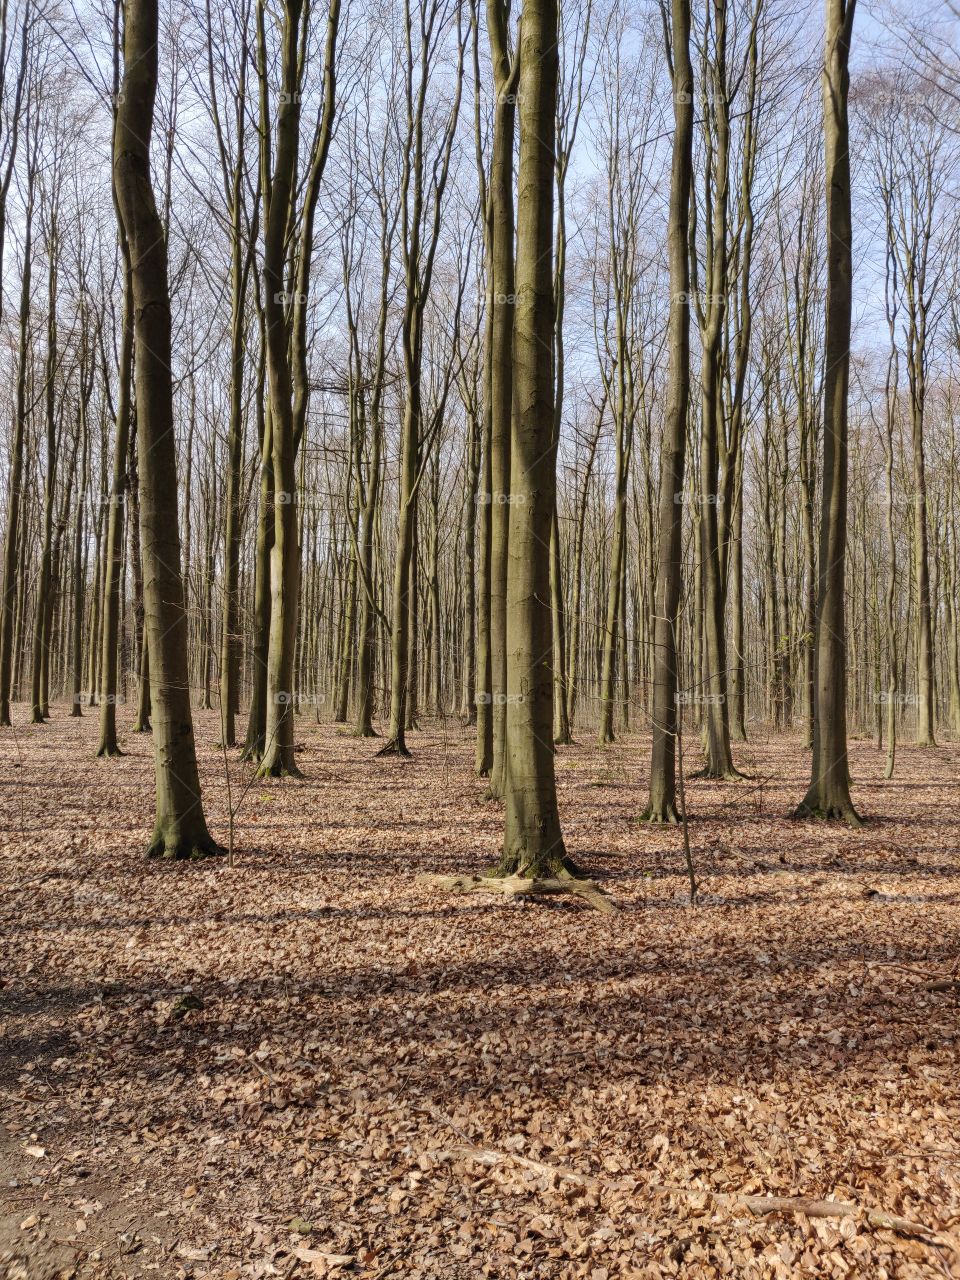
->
<box><xmin>255</xmin><ymin>758</ymin><xmax>305</xmax><ymax>780</ymax></box>
<box><xmin>493</xmin><ymin>849</ymin><xmax>585</xmax><ymax>879</ymax></box>
<box><xmin>640</xmin><ymin>803</ymin><xmax>682</xmax><ymax>825</ymax></box>
<box><xmin>691</xmin><ymin>764</ymin><xmax>746</xmax><ymax>782</ymax></box>
<box><xmin>352</xmin><ymin>726</ymin><xmax>379</xmax><ymax>738</ymax></box>
<box><xmin>146</xmin><ymin>836</ymin><xmax>226</xmax><ymax>860</ymax></box>
<box><xmin>417</xmin><ymin>871</ymin><xmax>615</xmax><ymax>914</ymax></box>
<box><xmin>792</xmin><ymin>801</ymin><xmax>863</xmax><ymax>827</ymax></box>
<box><xmin>376</xmin><ymin>737</ymin><xmax>411</xmax><ymax>759</ymax></box>
<box><xmin>96</xmin><ymin>742</ymin><xmax>124</xmax><ymax>759</ymax></box>
<box><xmin>432</xmin><ymin>1143</ymin><xmax>956</xmax><ymax>1253</ymax></box>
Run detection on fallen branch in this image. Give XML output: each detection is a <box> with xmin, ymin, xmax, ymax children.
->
<box><xmin>415</xmin><ymin>872</ymin><xmax>615</xmax><ymax>914</ymax></box>
<box><xmin>432</xmin><ymin>1143</ymin><xmax>955</xmax><ymax>1251</ymax></box>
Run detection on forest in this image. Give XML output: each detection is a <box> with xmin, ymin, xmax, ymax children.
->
<box><xmin>1</xmin><ymin>0</ymin><xmax>960</xmax><ymax>1274</ymax></box>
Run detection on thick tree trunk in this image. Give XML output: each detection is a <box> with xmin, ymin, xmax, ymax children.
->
<box><xmin>258</xmin><ymin>0</ymin><xmax>306</xmax><ymax>779</ymax></box>
<box><xmin>485</xmin><ymin>0</ymin><xmax>517</xmax><ymax>797</ymax></box>
<box><xmin>642</xmin><ymin>0</ymin><xmax>694</xmax><ymax>824</ymax></box>
<box><xmin>795</xmin><ymin>0</ymin><xmax>860</xmax><ymax>824</ymax></box>
<box><xmin>114</xmin><ymin>0</ymin><xmax>222</xmax><ymax>858</ymax></box>
<box><xmin>498</xmin><ymin>0</ymin><xmax>569</xmax><ymax>879</ymax></box>
<box><xmin>474</xmin><ymin>304</ymin><xmax>494</xmax><ymax>771</ymax></box>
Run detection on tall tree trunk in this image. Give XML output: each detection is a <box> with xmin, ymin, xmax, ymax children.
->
<box><xmin>0</xmin><ymin>156</ymin><xmax>34</xmax><ymax>727</ymax></box>
<box><xmin>485</xmin><ymin>0</ymin><xmax>518</xmax><ymax>795</ymax></box>
<box><xmin>460</xmin><ymin>401</ymin><xmax>479</xmax><ymax>725</ymax></box>
<box><xmin>31</xmin><ymin>213</ymin><xmax>58</xmax><ymax>724</ymax></box>
<box><xmin>243</xmin><ymin>324</ymin><xmax>272</xmax><ymax>760</ymax></box>
<box><xmin>498</xmin><ymin>0</ymin><xmax>569</xmax><ymax>878</ymax></box>
<box><xmin>114</xmin><ymin>0</ymin><xmax>222</xmax><ymax>857</ymax></box>
<box><xmin>474</xmin><ymin>303</ymin><xmax>494</xmax><ymax>770</ymax></box>
<box><xmin>642</xmin><ymin>0</ymin><xmax>694</xmax><ymax>824</ymax></box>
<box><xmin>96</xmin><ymin>261</ymin><xmax>133</xmax><ymax>756</ymax></box>
<box><xmin>795</xmin><ymin>0</ymin><xmax>860</xmax><ymax>824</ymax></box>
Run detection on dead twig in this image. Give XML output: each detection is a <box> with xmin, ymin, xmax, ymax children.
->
<box><xmin>431</xmin><ymin>1143</ymin><xmax>957</xmax><ymax>1254</ymax></box>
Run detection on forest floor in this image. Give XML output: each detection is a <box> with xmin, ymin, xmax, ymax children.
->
<box><xmin>1</xmin><ymin>707</ymin><xmax>959</xmax><ymax>1279</ymax></box>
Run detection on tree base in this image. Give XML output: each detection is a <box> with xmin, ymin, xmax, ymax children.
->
<box><xmin>376</xmin><ymin>737</ymin><xmax>411</xmax><ymax>758</ymax></box>
<box><xmin>255</xmin><ymin>756</ymin><xmax>305</xmax><ymax>779</ymax></box>
<box><xmin>691</xmin><ymin>764</ymin><xmax>746</xmax><ymax>782</ymax></box>
<box><xmin>146</xmin><ymin>834</ymin><xmax>227</xmax><ymax>860</ymax></box>
<box><xmin>640</xmin><ymin>803</ymin><xmax>682</xmax><ymax>825</ymax></box>
<box><xmin>133</xmin><ymin>719</ymin><xmax>151</xmax><ymax>734</ymax></box>
<box><xmin>96</xmin><ymin>742</ymin><xmax>124</xmax><ymax>758</ymax></box>
<box><xmin>792</xmin><ymin>800</ymin><xmax>863</xmax><ymax>827</ymax></box>
<box><xmin>417</xmin><ymin>870</ymin><xmax>614</xmax><ymax>913</ymax></box>
<box><xmin>352</xmin><ymin>725</ymin><xmax>379</xmax><ymax>738</ymax></box>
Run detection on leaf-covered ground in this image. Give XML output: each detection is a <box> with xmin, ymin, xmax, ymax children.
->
<box><xmin>1</xmin><ymin>707</ymin><xmax>959</xmax><ymax>1278</ymax></box>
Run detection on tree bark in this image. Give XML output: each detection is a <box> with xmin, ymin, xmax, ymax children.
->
<box><xmin>642</xmin><ymin>0</ymin><xmax>694</xmax><ymax>824</ymax></box>
<box><xmin>795</xmin><ymin>0</ymin><xmax>860</xmax><ymax>824</ymax></box>
<box><xmin>498</xmin><ymin>0</ymin><xmax>569</xmax><ymax>879</ymax></box>
<box><xmin>114</xmin><ymin>0</ymin><xmax>222</xmax><ymax>858</ymax></box>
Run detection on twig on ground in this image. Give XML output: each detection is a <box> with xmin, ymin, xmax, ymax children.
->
<box><xmin>431</xmin><ymin>1142</ymin><xmax>958</xmax><ymax>1255</ymax></box>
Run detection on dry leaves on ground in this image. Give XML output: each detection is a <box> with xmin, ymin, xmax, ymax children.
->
<box><xmin>1</xmin><ymin>707</ymin><xmax>959</xmax><ymax>1278</ymax></box>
